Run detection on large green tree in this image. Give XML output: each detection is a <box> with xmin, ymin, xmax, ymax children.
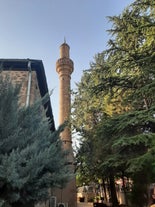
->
<box><xmin>101</xmin><ymin>1</ymin><xmax>155</xmax><ymax>205</ymax></box>
<box><xmin>73</xmin><ymin>0</ymin><xmax>155</xmax><ymax>206</ymax></box>
<box><xmin>0</xmin><ymin>75</ymin><xmax>70</xmax><ymax>207</ymax></box>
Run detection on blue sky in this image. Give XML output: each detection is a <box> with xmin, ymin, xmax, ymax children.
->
<box><xmin>0</xmin><ymin>0</ymin><xmax>134</xmax><ymax>128</ymax></box>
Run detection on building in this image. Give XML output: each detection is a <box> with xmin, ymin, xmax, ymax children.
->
<box><xmin>0</xmin><ymin>58</ymin><xmax>55</xmax><ymax>131</ymax></box>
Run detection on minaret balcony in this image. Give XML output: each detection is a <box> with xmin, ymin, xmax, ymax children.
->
<box><xmin>56</xmin><ymin>57</ymin><xmax>74</xmax><ymax>73</ymax></box>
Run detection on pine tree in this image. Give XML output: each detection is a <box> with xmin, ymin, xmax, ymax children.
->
<box><xmin>0</xmin><ymin>75</ymin><xmax>70</xmax><ymax>207</ymax></box>
<box><xmin>72</xmin><ymin>0</ymin><xmax>155</xmax><ymax>206</ymax></box>
<box><xmin>95</xmin><ymin>0</ymin><xmax>155</xmax><ymax>205</ymax></box>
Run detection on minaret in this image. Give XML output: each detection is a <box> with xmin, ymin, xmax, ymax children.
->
<box><xmin>56</xmin><ymin>42</ymin><xmax>76</xmax><ymax>207</ymax></box>
<box><xmin>56</xmin><ymin>42</ymin><xmax>73</xmax><ymax>150</ymax></box>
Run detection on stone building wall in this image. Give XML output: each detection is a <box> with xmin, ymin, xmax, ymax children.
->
<box><xmin>2</xmin><ymin>70</ymin><xmax>40</xmax><ymax>107</ymax></box>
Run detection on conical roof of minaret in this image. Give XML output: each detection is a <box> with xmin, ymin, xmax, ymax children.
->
<box><xmin>61</xmin><ymin>37</ymin><xmax>69</xmax><ymax>46</ymax></box>
<box><xmin>59</xmin><ymin>39</ymin><xmax>70</xmax><ymax>58</ymax></box>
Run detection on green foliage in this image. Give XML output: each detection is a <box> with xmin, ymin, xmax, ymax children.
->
<box><xmin>73</xmin><ymin>0</ymin><xmax>155</xmax><ymax>206</ymax></box>
<box><xmin>0</xmin><ymin>75</ymin><xmax>70</xmax><ymax>206</ymax></box>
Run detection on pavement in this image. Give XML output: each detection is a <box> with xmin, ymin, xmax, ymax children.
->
<box><xmin>77</xmin><ymin>202</ymin><xmax>112</xmax><ymax>207</ymax></box>
<box><xmin>77</xmin><ymin>202</ymin><xmax>93</xmax><ymax>207</ymax></box>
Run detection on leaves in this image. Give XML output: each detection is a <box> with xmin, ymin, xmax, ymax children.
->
<box><xmin>0</xmin><ymin>76</ymin><xmax>70</xmax><ymax>205</ymax></box>
<box><xmin>73</xmin><ymin>0</ymin><xmax>155</xmax><ymax>205</ymax></box>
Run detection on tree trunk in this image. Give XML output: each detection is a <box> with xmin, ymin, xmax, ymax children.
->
<box><xmin>103</xmin><ymin>179</ymin><xmax>108</xmax><ymax>202</ymax></box>
<box><xmin>109</xmin><ymin>173</ymin><xmax>119</xmax><ymax>207</ymax></box>
<box><xmin>121</xmin><ymin>173</ymin><xmax>129</xmax><ymax>207</ymax></box>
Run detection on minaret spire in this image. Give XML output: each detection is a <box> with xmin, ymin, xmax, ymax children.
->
<box><xmin>64</xmin><ymin>36</ymin><xmax>66</xmax><ymax>44</ymax></box>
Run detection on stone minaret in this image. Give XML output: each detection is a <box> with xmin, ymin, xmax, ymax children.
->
<box><xmin>56</xmin><ymin>42</ymin><xmax>73</xmax><ymax>150</ymax></box>
<box><xmin>56</xmin><ymin>42</ymin><xmax>76</xmax><ymax>207</ymax></box>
